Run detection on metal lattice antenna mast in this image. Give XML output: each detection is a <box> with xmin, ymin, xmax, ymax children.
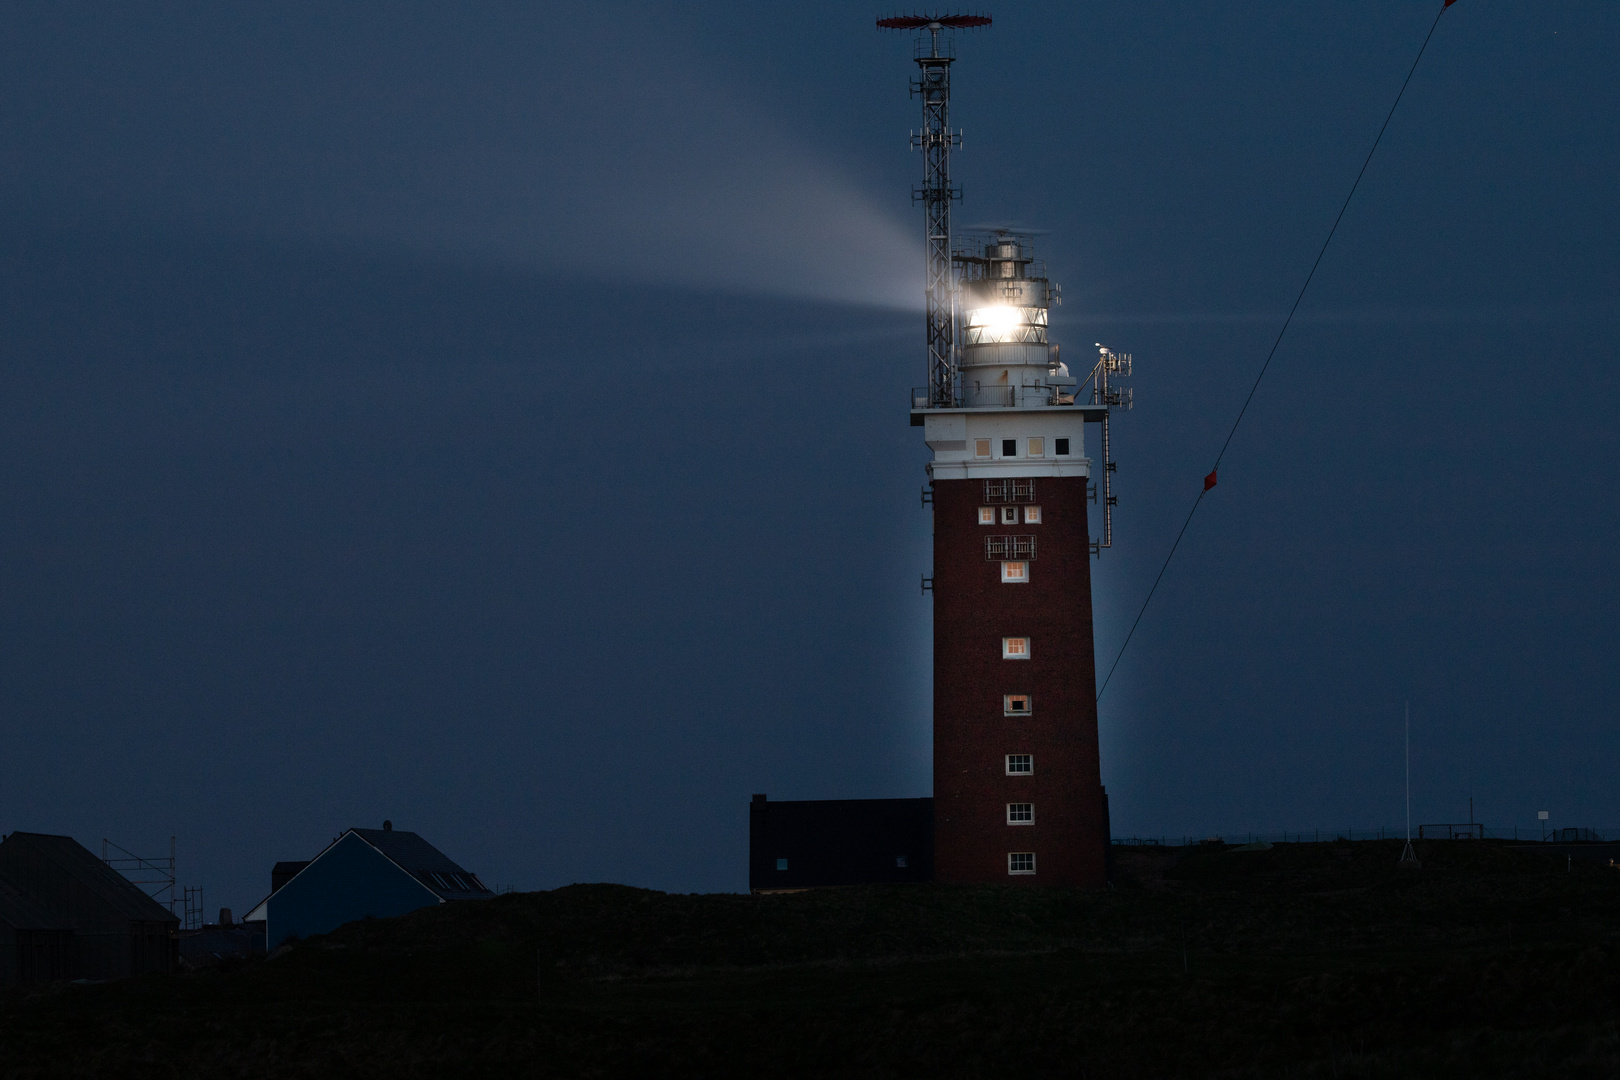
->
<box><xmin>878</xmin><ymin>13</ymin><xmax>990</xmax><ymax>408</ymax></box>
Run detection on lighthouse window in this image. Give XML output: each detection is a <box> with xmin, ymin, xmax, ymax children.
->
<box><xmin>975</xmin><ymin>438</ymin><xmax>992</xmax><ymax>458</ymax></box>
<box><xmin>1002</xmin><ymin>637</ymin><xmax>1030</xmax><ymax>659</ymax></box>
<box><xmin>1055</xmin><ymin>438</ymin><xmax>1070</xmax><ymax>456</ymax></box>
<box><xmin>1004</xmin><ymin>694</ymin><xmax>1031</xmax><ymax>715</ymax></box>
<box><xmin>1002</xmin><ymin>439</ymin><xmax>1017</xmax><ymax>457</ymax></box>
<box><xmin>1024</xmin><ymin>506</ymin><xmax>1041</xmax><ymax>524</ymax></box>
<box><xmin>1007</xmin><ymin>803</ymin><xmax>1034</xmax><ymax>825</ymax></box>
<box><xmin>1001</xmin><ymin>560</ymin><xmax>1028</xmax><ymax>583</ymax></box>
<box><xmin>1008</xmin><ymin>852</ymin><xmax>1036</xmax><ymax>874</ymax></box>
<box><xmin>978</xmin><ymin>507</ymin><xmax>995</xmax><ymax>525</ymax></box>
<box><xmin>1028</xmin><ymin>437</ymin><xmax>1044</xmax><ymax>457</ymax></box>
<box><xmin>1006</xmin><ymin>754</ymin><xmax>1033</xmax><ymax>775</ymax></box>
<box><xmin>1000</xmin><ymin>506</ymin><xmax>1018</xmax><ymax>525</ymax></box>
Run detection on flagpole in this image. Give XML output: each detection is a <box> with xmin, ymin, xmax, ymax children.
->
<box><xmin>1400</xmin><ymin>700</ymin><xmax>1419</xmax><ymax>867</ymax></box>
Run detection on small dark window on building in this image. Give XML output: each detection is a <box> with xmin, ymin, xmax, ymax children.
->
<box><xmin>1055</xmin><ymin>438</ymin><xmax>1070</xmax><ymax>456</ymax></box>
<box><xmin>896</xmin><ymin>855</ymin><xmax>908</xmax><ymax>868</ymax></box>
<box><xmin>1000</xmin><ymin>506</ymin><xmax>1018</xmax><ymax>524</ymax></box>
<box><xmin>1002</xmin><ymin>438</ymin><xmax>1017</xmax><ymax>457</ymax></box>
<box><xmin>776</xmin><ymin>858</ymin><xmax>789</xmax><ymax>871</ymax></box>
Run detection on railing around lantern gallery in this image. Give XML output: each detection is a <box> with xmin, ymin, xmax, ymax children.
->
<box><xmin>911</xmin><ymin>383</ymin><xmax>1079</xmax><ymax>410</ymax></box>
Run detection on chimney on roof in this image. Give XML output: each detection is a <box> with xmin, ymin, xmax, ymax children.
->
<box><xmin>383</xmin><ymin>820</ymin><xmax>393</xmax><ymax>831</ymax></box>
<box><xmin>219</xmin><ymin>908</ymin><xmax>233</xmax><ymax>926</ymax></box>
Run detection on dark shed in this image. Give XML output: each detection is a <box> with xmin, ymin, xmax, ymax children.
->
<box><xmin>748</xmin><ymin>795</ymin><xmax>934</xmax><ymax>891</ymax></box>
<box><xmin>0</xmin><ymin>833</ymin><xmax>178</xmax><ymax>980</ymax></box>
<box><xmin>0</xmin><ymin>876</ymin><xmax>76</xmax><ymax>985</ymax></box>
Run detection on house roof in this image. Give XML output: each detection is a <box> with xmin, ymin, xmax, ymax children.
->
<box><xmin>1</xmin><ymin>833</ymin><xmax>177</xmax><ymax>924</ymax></box>
<box><xmin>243</xmin><ymin>826</ymin><xmax>494</xmax><ymax>922</ymax></box>
<box><xmin>350</xmin><ymin>828</ymin><xmax>495</xmax><ymax>900</ymax></box>
<box><xmin>0</xmin><ymin>873</ymin><xmax>74</xmax><ymax>931</ymax></box>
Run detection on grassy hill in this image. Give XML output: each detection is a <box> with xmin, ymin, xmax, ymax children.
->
<box><xmin>3</xmin><ymin>839</ymin><xmax>1618</xmax><ymax>1078</ymax></box>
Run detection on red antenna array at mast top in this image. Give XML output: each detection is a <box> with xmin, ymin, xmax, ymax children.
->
<box><xmin>875</xmin><ymin>14</ymin><xmax>991</xmax><ymax>29</ymax></box>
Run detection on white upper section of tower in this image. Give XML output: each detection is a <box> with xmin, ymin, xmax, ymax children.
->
<box><xmin>922</xmin><ymin>410</ymin><xmax>1091</xmax><ymax>480</ymax></box>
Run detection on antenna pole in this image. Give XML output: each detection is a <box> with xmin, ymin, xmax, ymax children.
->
<box><xmin>1400</xmin><ymin>700</ymin><xmax>1419</xmax><ymax>867</ymax></box>
<box><xmin>912</xmin><ymin>27</ymin><xmax>961</xmax><ymax>408</ymax></box>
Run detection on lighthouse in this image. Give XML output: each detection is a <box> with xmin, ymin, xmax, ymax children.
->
<box><xmin>890</xmin><ymin>12</ymin><xmax>1131</xmax><ymax>888</ymax></box>
<box><xmin>918</xmin><ymin>237</ymin><xmax>1118</xmax><ymax>887</ymax></box>
<box><xmin>744</xmin><ymin>14</ymin><xmax>1131</xmax><ymax>893</ymax></box>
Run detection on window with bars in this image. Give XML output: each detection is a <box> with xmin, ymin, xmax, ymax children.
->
<box><xmin>1008</xmin><ymin>852</ymin><xmax>1036</xmax><ymax>874</ymax></box>
<box><xmin>986</xmin><ymin>535</ymin><xmax>1037</xmax><ymax>560</ymax></box>
<box><xmin>984</xmin><ymin>478</ymin><xmax>1037</xmax><ymax>504</ymax></box>
<box><xmin>1007</xmin><ymin>803</ymin><xmax>1034</xmax><ymax>825</ymax></box>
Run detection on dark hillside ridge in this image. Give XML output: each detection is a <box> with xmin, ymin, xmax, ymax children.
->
<box><xmin>3</xmin><ymin>839</ymin><xmax>1618</xmax><ymax>1078</ymax></box>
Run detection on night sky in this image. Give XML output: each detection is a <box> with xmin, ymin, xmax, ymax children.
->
<box><xmin>1</xmin><ymin>2</ymin><xmax>1616</xmax><ymax>911</ymax></box>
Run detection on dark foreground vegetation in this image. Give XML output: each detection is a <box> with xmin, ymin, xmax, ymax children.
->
<box><xmin>3</xmin><ymin>840</ymin><xmax>1618</xmax><ymax>1078</ymax></box>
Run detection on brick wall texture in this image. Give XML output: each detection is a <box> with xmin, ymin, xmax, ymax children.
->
<box><xmin>932</xmin><ymin>475</ymin><xmax>1108</xmax><ymax>887</ymax></box>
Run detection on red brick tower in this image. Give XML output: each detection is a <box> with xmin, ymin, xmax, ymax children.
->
<box><xmin>914</xmin><ymin>236</ymin><xmax>1123</xmax><ymax>888</ymax></box>
<box><xmin>881</xmin><ymin>15</ymin><xmax>1128</xmax><ymax>887</ymax></box>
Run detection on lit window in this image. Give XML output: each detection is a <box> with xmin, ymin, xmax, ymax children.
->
<box><xmin>895</xmin><ymin>856</ymin><xmax>908</xmax><ymax>868</ymax></box>
<box><xmin>1007</xmin><ymin>803</ymin><xmax>1034</xmax><ymax>825</ymax></box>
<box><xmin>1008</xmin><ymin>852</ymin><xmax>1036</xmax><ymax>874</ymax></box>
<box><xmin>1001</xmin><ymin>561</ymin><xmax>1028</xmax><ymax>583</ymax></box>
<box><xmin>975</xmin><ymin>438</ymin><xmax>991</xmax><ymax>458</ymax></box>
<box><xmin>1028</xmin><ymin>437</ymin><xmax>1044</xmax><ymax>457</ymax></box>
<box><xmin>1004</xmin><ymin>694</ymin><xmax>1031</xmax><ymax>715</ymax></box>
<box><xmin>1000</xmin><ymin>506</ymin><xmax>1018</xmax><ymax>525</ymax></box>
<box><xmin>1002</xmin><ymin>636</ymin><xmax>1030</xmax><ymax>659</ymax></box>
<box><xmin>1055</xmin><ymin>438</ymin><xmax>1070</xmax><ymax>456</ymax></box>
<box><xmin>978</xmin><ymin>507</ymin><xmax>995</xmax><ymax>525</ymax></box>
<box><xmin>1006</xmin><ymin>754</ymin><xmax>1033</xmax><ymax>775</ymax></box>
<box><xmin>1024</xmin><ymin>505</ymin><xmax>1041</xmax><ymax>524</ymax></box>
<box><xmin>1002</xmin><ymin>438</ymin><xmax>1017</xmax><ymax>457</ymax></box>
<box><xmin>776</xmin><ymin>858</ymin><xmax>788</xmax><ymax>871</ymax></box>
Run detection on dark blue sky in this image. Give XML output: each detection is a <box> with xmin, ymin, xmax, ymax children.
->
<box><xmin>1</xmin><ymin>2</ymin><xmax>1615</xmax><ymax>908</ymax></box>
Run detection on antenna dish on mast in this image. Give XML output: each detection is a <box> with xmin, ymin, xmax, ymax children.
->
<box><xmin>961</xmin><ymin>222</ymin><xmax>1052</xmax><ymax>237</ymax></box>
<box><xmin>876</xmin><ymin>14</ymin><xmax>992</xmax><ymax>29</ymax></box>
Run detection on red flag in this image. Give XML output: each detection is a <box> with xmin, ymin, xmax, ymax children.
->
<box><xmin>1204</xmin><ymin>469</ymin><xmax>1218</xmax><ymax>492</ymax></box>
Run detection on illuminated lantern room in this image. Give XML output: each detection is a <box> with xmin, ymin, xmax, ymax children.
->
<box><xmin>956</xmin><ymin>235</ymin><xmax>1065</xmax><ymax>409</ymax></box>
